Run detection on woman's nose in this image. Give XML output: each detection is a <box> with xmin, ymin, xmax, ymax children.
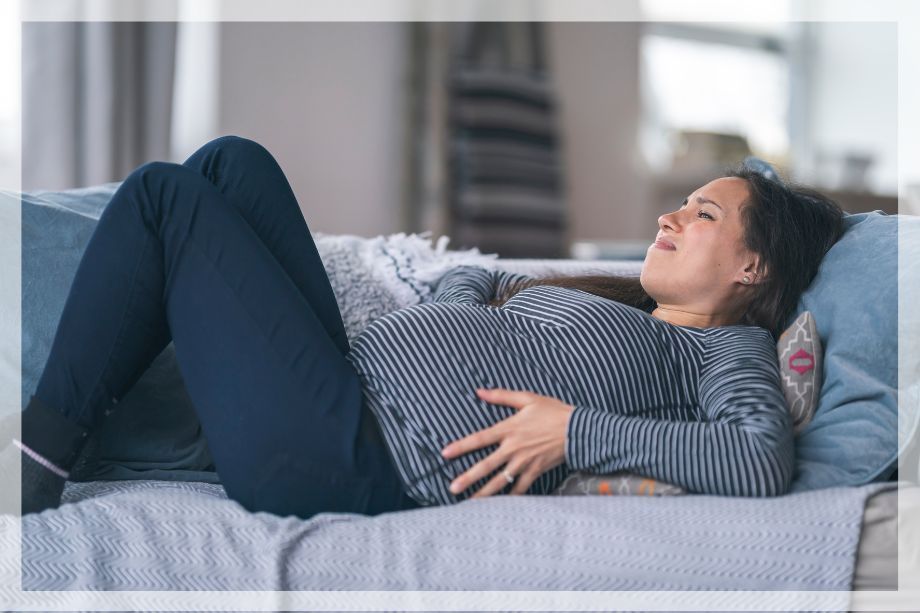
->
<box><xmin>658</xmin><ymin>210</ymin><xmax>680</xmax><ymax>231</ymax></box>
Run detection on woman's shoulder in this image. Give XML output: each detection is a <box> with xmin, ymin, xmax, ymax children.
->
<box><xmin>644</xmin><ymin>317</ymin><xmax>775</xmax><ymax>364</ymax></box>
<box><xmin>698</xmin><ymin>324</ymin><xmax>777</xmax><ymax>372</ymax></box>
<box><xmin>703</xmin><ymin>323</ymin><xmax>774</xmax><ymax>345</ymax></box>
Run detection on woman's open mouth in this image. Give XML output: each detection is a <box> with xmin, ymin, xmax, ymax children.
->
<box><xmin>652</xmin><ymin>239</ymin><xmax>676</xmax><ymax>251</ymax></box>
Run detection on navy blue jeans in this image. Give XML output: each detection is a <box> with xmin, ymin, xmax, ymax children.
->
<box><xmin>22</xmin><ymin>135</ymin><xmax>419</xmax><ymax>518</ymax></box>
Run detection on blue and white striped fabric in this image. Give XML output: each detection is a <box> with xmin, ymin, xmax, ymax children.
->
<box><xmin>346</xmin><ymin>266</ymin><xmax>794</xmax><ymax>508</ymax></box>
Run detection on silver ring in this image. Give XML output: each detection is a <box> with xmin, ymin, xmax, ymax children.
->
<box><xmin>502</xmin><ymin>469</ymin><xmax>515</xmax><ymax>484</ymax></box>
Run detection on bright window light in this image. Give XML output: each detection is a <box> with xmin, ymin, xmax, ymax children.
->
<box><xmin>640</xmin><ymin>0</ymin><xmax>792</xmax><ymax>36</ymax></box>
<box><xmin>640</xmin><ymin>34</ymin><xmax>790</xmax><ymax>168</ymax></box>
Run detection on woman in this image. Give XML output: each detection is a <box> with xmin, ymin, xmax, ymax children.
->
<box><xmin>12</xmin><ymin>136</ymin><xmax>844</xmax><ymax>518</ymax></box>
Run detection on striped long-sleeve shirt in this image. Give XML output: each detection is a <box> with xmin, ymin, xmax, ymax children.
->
<box><xmin>346</xmin><ymin>266</ymin><xmax>794</xmax><ymax>507</ymax></box>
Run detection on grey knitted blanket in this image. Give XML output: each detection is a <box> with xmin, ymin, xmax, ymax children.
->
<box><xmin>2</xmin><ymin>479</ymin><xmax>892</xmax><ymax>600</ymax></box>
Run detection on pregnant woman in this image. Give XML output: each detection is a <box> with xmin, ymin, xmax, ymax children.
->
<box><xmin>10</xmin><ymin>135</ymin><xmax>844</xmax><ymax>518</ymax></box>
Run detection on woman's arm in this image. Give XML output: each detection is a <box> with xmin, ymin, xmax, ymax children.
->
<box><xmin>566</xmin><ymin>329</ymin><xmax>794</xmax><ymax>497</ymax></box>
<box><xmin>431</xmin><ymin>265</ymin><xmax>535</xmax><ymax>305</ymax></box>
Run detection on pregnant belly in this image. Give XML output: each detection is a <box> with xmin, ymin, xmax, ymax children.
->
<box><xmin>362</xmin><ymin>375</ymin><xmax>571</xmax><ymax>505</ymax></box>
<box><xmin>347</xmin><ymin>305</ymin><xmax>577</xmax><ymax>504</ymax></box>
<box><xmin>354</xmin><ymin>350</ymin><xmax>572</xmax><ymax>505</ymax></box>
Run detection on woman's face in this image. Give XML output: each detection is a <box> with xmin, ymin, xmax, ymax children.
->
<box><xmin>640</xmin><ymin>177</ymin><xmax>761</xmax><ymax>317</ymax></box>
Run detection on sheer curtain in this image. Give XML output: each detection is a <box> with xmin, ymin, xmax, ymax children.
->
<box><xmin>22</xmin><ymin>22</ymin><xmax>177</xmax><ymax>191</ymax></box>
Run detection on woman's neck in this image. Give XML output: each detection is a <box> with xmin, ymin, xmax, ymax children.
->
<box><xmin>650</xmin><ymin>304</ymin><xmax>739</xmax><ymax>329</ymax></box>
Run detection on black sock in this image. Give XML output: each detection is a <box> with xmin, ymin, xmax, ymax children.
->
<box><xmin>17</xmin><ymin>442</ymin><xmax>68</xmax><ymax>515</ymax></box>
<box><xmin>20</xmin><ymin>394</ymin><xmax>90</xmax><ymax>470</ymax></box>
<box><xmin>16</xmin><ymin>394</ymin><xmax>90</xmax><ymax>515</ymax></box>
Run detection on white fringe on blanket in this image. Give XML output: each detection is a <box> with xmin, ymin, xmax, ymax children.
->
<box><xmin>313</xmin><ymin>231</ymin><xmax>500</xmax><ymax>340</ymax></box>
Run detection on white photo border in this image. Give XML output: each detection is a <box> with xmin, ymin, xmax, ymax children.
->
<box><xmin>3</xmin><ymin>0</ymin><xmax>918</xmax><ymax>610</ymax></box>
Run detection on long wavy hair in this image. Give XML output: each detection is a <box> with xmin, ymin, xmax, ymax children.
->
<box><xmin>488</xmin><ymin>167</ymin><xmax>846</xmax><ymax>340</ymax></box>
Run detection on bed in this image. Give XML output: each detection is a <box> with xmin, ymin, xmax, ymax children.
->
<box><xmin>1</xmin><ymin>181</ymin><xmax>918</xmax><ymax>612</ymax></box>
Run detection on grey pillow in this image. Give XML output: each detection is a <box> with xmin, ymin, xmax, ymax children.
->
<box><xmin>16</xmin><ymin>183</ymin><xmax>218</xmax><ymax>483</ymax></box>
<box><xmin>786</xmin><ymin>212</ymin><xmax>908</xmax><ymax>491</ymax></box>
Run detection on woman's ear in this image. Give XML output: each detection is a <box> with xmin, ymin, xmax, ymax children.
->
<box><xmin>740</xmin><ymin>258</ymin><xmax>767</xmax><ymax>285</ymax></box>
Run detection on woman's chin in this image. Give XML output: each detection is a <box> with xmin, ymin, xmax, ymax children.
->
<box><xmin>638</xmin><ymin>269</ymin><xmax>652</xmax><ymax>290</ymax></box>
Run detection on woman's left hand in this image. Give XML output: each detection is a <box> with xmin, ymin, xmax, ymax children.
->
<box><xmin>441</xmin><ymin>388</ymin><xmax>575</xmax><ymax>498</ymax></box>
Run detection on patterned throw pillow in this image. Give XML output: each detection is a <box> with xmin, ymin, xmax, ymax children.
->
<box><xmin>553</xmin><ymin>311</ymin><xmax>824</xmax><ymax>496</ymax></box>
<box><xmin>776</xmin><ymin>311</ymin><xmax>822</xmax><ymax>434</ymax></box>
<box><xmin>552</xmin><ymin>471</ymin><xmax>686</xmax><ymax>496</ymax></box>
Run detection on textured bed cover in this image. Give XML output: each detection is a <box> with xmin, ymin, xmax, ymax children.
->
<box><xmin>4</xmin><ymin>478</ymin><xmax>898</xmax><ymax>594</ymax></box>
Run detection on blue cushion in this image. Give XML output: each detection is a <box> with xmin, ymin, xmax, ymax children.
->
<box><xmin>15</xmin><ymin>182</ymin><xmax>219</xmax><ymax>483</ymax></box>
<box><xmin>788</xmin><ymin>211</ymin><xmax>917</xmax><ymax>491</ymax></box>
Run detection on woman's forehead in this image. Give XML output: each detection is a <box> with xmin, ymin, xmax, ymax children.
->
<box><xmin>694</xmin><ymin>177</ymin><xmax>750</xmax><ymax>211</ymax></box>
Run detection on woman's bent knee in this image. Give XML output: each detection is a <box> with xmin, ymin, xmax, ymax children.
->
<box><xmin>203</xmin><ymin>134</ymin><xmax>274</xmax><ymax>165</ymax></box>
<box><xmin>125</xmin><ymin>160</ymin><xmax>188</xmax><ymax>193</ymax></box>
<box><xmin>109</xmin><ymin>161</ymin><xmax>182</xmax><ymax>221</ymax></box>
<box><xmin>117</xmin><ymin>161</ymin><xmax>216</xmax><ymax>232</ymax></box>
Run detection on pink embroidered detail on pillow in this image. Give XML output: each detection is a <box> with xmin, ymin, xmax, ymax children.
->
<box><xmin>789</xmin><ymin>348</ymin><xmax>815</xmax><ymax>375</ymax></box>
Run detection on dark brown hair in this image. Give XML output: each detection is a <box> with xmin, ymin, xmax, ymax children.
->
<box><xmin>489</xmin><ymin>166</ymin><xmax>845</xmax><ymax>340</ymax></box>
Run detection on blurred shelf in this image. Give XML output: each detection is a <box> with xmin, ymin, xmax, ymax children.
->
<box><xmin>822</xmin><ymin>189</ymin><xmax>898</xmax><ymax>215</ymax></box>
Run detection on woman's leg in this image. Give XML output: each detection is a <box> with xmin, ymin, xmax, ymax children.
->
<box><xmin>179</xmin><ymin>135</ymin><xmax>417</xmax><ymax>514</ymax></box>
<box><xmin>20</xmin><ymin>156</ymin><xmax>409</xmax><ymax>518</ymax></box>
<box><xmin>180</xmin><ymin>135</ymin><xmax>350</xmax><ymax>356</ymax></box>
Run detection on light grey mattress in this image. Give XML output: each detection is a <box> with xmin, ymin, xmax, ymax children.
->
<box><xmin>852</xmin><ymin>485</ymin><xmax>913</xmax><ymax>591</ymax></box>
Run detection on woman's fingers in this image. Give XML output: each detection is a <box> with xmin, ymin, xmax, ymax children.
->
<box><xmin>470</xmin><ymin>458</ymin><xmax>529</xmax><ymax>499</ymax></box>
<box><xmin>449</xmin><ymin>447</ymin><xmax>507</xmax><ymax>495</ymax></box>
<box><xmin>470</xmin><ymin>472</ymin><xmax>511</xmax><ymax>499</ymax></box>
<box><xmin>509</xmin><ymin>462</ymin><xmax>540</xmax><ymax>495</ymax></box>
<box><xmin>445</xmin><ymin>386</ymin><xmax>571</xmax><ymax>498</ymax></box>
<box><xmin>476</xmin><ymin>387</ymin><xmax>535</xmax><ymax>410</ymax></box>
<box><xmin>441</xmin><ymin>423</ymin><xmax>501</xmax><ymax>459</ymax></box>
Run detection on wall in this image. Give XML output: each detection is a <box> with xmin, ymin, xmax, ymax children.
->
<box><xmin>547</xmin><ymin>22</ymin><xmax>650</xmax><ymax>243</ymax></box>
<box><xmin>215</xmin><ymin>22</ymin><xmax>410</xmax><ymax>237</ymax></box>
<box><xmin>208</xmin><ymin>20</ymin><xmax>899</xmax><ymax>241</ymax></box>
<box><xmin>204</xmin><ymin>21</ymin><xmax>647</xmax><ymax>242</ymax></box>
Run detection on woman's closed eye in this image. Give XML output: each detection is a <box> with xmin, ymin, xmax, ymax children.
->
<box><xmin>679</xmin><ymin>200</ymin><xmax>714</xmax><ymax>220</ymax></box>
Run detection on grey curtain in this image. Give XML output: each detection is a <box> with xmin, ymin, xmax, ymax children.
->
<box><xmin>406</xmin><ymin>22</ymin><xmax>568</xmax><ymax>259</ymax></box>
<box><xmin>23</xmin><ymin>22</ymin><xmax>177</xmax><ymax>191</ymax></box>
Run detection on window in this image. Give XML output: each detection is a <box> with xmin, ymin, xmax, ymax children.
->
<box><xmin>638</xmin><ymin>0</ymin><xmax>796</xmax><ymax>173</ymax></box>
<box><xmin>640</xmin><ymin>0</ymin><xmax>792</xmax><ymax>36</ymax></box>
